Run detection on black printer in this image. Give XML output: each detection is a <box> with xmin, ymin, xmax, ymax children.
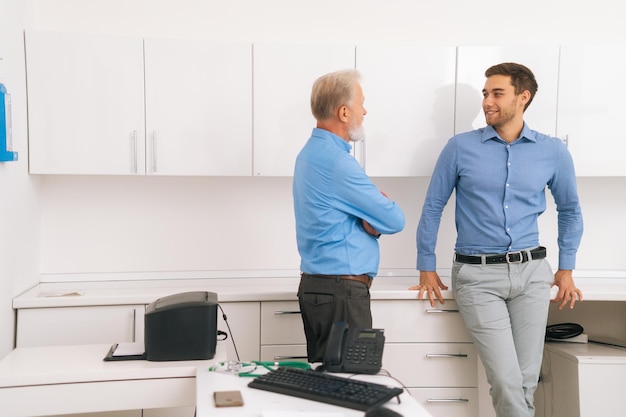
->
<box><xmin>144</xmin><ymin>291</ymin><xmax>218</xmax><ymax>361</ymax></box>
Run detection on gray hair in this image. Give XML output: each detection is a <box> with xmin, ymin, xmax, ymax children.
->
<box><xmin>310</xmin><ymin>69</ymin><xmax>361</xmax><ymax>121</ymax></box>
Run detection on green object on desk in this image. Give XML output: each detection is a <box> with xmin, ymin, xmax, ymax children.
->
<box><xmin>238</xmin><ymin>360</ymin><xmax>311</xmax><ymax>377</ymax></box>
<box><xmin>208</xmin><ymin>360</ymin><xmax>311</xmax><ymax>377</ymax></box>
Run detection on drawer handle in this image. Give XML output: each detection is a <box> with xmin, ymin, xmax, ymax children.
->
<box><xmin>273</xmin><ymin>355</ymin><xmax>308</xmax><ymax>360</ymax></box>
<box><xmin>425</xmin><ymin>308</ymin><xmax>459</xmax><ymax>313</ymax></box>
<box><xmin>425</xmin><ymin>353</ymin><xmax>468</xmax><ymax>358</ymax></box>
<box><xmin>274</xmin><ymin>310</ymin><xmax>302</xmax><ymax>315</ymax></box>
<box><xmin>427</xmin><ymin>398</ymin><xmax>470</xmax><ymax>403</ymax></box>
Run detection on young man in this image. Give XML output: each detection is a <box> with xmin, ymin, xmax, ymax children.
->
<box><xmin>413</xmin><ymin>62</ymin><xmax>584</xmax><ymax>417</ymax></box>
<box><xmin>293</xmin><ymin>69</ymin><xmax>405</xmax><ymax>362</ymax></box>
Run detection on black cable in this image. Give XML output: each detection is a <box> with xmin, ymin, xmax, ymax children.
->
<box><xmin>545</xmin><ymin>323</ymin><xmax>584</xmax><ymax>340</ymax></box>
<box><xmin>218</xmin><ymin>303</ymin><xmax>241</xmax><ymax>362</ymax></box>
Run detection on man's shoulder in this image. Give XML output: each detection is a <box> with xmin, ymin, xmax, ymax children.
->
<box><xmin>448</xmin><ymin>128</ymin><xmax>486</xmax><ymax>145</ymax></box>
<box><xmin>527</xmin><ymin>129</ymin><xmax>567</xmax><ymax>150</ymax></box>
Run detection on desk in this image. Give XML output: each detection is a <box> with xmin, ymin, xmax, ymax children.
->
<box><xmin>195</xmin><ymin>367</ymin><xmax>434</xmax><ymax>416</ymax></box>
<box><xmin>0</xmin><ymin>344</ymin><xmax>225</xmax><ymax>417</ymax></box>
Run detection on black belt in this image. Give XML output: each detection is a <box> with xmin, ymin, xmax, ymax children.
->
<box><xmin>454</xmin><ymin>246</ymin><xmax>546</xmax><ymax>265</ymax></box>
<box><xmin>301</xmin><ymin>273</ymin><xmax>373</xmax><ymax>288</ymax></box>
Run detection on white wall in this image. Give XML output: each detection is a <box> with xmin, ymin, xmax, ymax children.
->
<box><xmin>0</xmin><ymin>0</ymin><xmax>41</xmax><ymax>358</ymax></box>
<box><xmin>1</xmin><ymin>0</ymin><xmax>624</xmax><ymax>353</ymax></box>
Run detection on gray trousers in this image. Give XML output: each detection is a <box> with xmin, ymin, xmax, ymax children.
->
<box><xmin>451</xmin><ymin>255</ymin><xmax>553</xmax><ymax>417</ymax></box>
<box><xmin>297</xmin><ymin>275</ymin><xmax>372</xmax><ymax>362</ymax></box>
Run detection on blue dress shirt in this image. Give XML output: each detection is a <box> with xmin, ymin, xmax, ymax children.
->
<box><xmin>294</xmin><ymin>128</ymin><xmax>405</xmax><ymax>277</ymax></box>
<box><xmin>417</xmin><ymin>124</ymin><xmax>583</xmax><ymax>272</ymax></box>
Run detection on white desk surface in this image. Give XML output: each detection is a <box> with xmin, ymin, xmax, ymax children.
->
<box><xmin>196</xmin><ymin>367</ymin><xmax>433</xmax><ymax>417</ymax></box>
<box><xmin>545</xmin><ymin>342</ymin><xmax>626</xmax><ymax>364</ymax></box>
<box><xmin>0</xmin><ymin>343</ymin><xmax>225</xmax><ymax>417</ymax></box>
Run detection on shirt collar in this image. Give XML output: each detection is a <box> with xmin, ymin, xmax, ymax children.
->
<box><xmin>312</xmin><ymin>127</ymin><xmax>352</xmax><ymax>152</ymax></box>
<box><xmin>480</xmin><ymin>123</ymin><xmax>537</xmax><ymax>144</ymax></box>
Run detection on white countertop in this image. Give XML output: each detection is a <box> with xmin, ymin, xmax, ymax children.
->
<box><xmin>545</xmin><ymin>342</ymin><xmax>626</xmax><ymax>364</ymax></box>
<box><xmin>0</xmin><ymin>343</ymin><xmax>225</xmax><ymax>388</ymax></box>
<box><xmin>13</xmin><ymin>269</ymin><xmax>626</xmax><ymax>309</ymax></box>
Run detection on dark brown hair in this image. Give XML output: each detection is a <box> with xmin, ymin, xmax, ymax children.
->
<box><xmin>485</xmin><ymin>62</ymin><xmax>538</xmax><ymax>111</ymax></box>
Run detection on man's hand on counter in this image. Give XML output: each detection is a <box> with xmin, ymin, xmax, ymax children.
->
<box><xmin>409</xmin><ymin>270</ymin><xmax>448</xmax><ymax>307</ymax></box>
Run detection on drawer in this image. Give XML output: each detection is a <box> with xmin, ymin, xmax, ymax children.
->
<box><xmin>382</xmin><ymin>343</ymin><xmax>477</xmax><ymax>387</ymax></box>
<box><xmin>408</xmin><ymin>387</ymin><xmax>478</xmax><ymax>417</ymax></box>
<box><xmin>260</xmin><ymin>301</ymin><xmax>305</xmax><ymax>345</ymax></box>
<box><xmin>16</xmin><ymin>305</ymin><xmax>145</xmax><ymax>347</ymax></box>
<box><xmin>372</xmin><ymin>300</ymin><xmax>472</xmax><ymax>342</ymax></box>
<box><xmin>260</xmin><ymin>344</ymin><xmax>308</xmax><ymax>362</ymax></box>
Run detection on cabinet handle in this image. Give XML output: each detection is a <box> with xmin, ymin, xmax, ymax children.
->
<box><xmin>426</xmin><ymin>398</ymin><xmax>470</xmax><ymax>403</ymax></box>
<box><xmin>425</xmin><ymin>308</ymin><xmax>459</xmax><ymax>313</ymax></box>
<box><xmin>131</xmin><ymin>130</ymin><xmax>138</xmax><ymax>174</ymax></box>
<box><xmin>273</xmin><ymin>355</ymin><xmax>308</xmax><ymax>360</ymax></box>
<box><xmin>274</xmin><ymin>310</ymin><xmax>301</xmax><ymax>315</ymax></box>
<box><xmin>563</xmin><ymin>134</ymin><xmax>569</xmax><ymax>148</ymax></box>
<box><xmin>151</xmin><ymin>131</ymin><xmax>157</xmax><ymax>173</ymax></box>
<box><xmin>131</xmin><ymin>308</ymin><xmax>137</xmax><ymax>342</ymax></box>
<box><xmin>425</xmin><ymin>353</ymin><xmax>468</xmax><ymax>358</ymax></box>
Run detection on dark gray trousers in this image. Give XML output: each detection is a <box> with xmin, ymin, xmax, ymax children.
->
<box><xmin>297</xmin><ymin>274</ymin><xmax>372</xmax><ymax>362</ymax></box>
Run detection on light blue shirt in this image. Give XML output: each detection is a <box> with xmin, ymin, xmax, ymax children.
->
<box><xmin>417</xmin><ymin>124</ymin><xmax>583</xmax><ymax>271</ymax></box>
<box><xmin>294</xmin><ymin>128</ymin><xmax>405</xmax><ymax>277</ymax></box>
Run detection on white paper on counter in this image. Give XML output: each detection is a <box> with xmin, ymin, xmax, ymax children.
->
<box><xmin>262</xmin><ymin>411</ymin><xmax>346</xmax><ymax>417</ymax></box>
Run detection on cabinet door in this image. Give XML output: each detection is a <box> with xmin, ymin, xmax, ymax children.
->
<box><xmin>260</xmin><ymin>301</ymin><xmax>305</xmax><ymax>345</ymax></box>
<box><xmin>456</xmin><ymin>46</ymin><xmax>560</xmax><ymax>137</ymax></box>
<box><xmin>16</xmin><ymin>305</ymin><xmax>145</xmax><ymax>347</ymax></box>
<box><xmin>26</xmin><ymin>31</ymin><xmax>145</xmax><ymax>175</ymax></box>
<box><xmin>144</xmin><ymin>39</ymin><xmax>252</xmax><ymax>176</ymax></box>
<box><xmin>372</xmin><ymin>300</ymin><xmax>472</xmax><ymax>343</ymax></box>
<box><xmin>217</xmin><ymin>302</ymin><xmax>261</xmax><ymax>361</ymax></box>
<box><xmin>409</xmin><ymin>388</ymin><xmax>478</xmax><ymax>417</ymax></box>
<box><xmin>356</xmin><ymin>45</ymin><xmax>457</xmax><ymax>176</ymax></box>
<box><xmin>382</xmin><ymin>343</ymin><xmax>477</xmax><ymax>387</ymax></box>
<box><xmin>253</xmin><ymin>43</ymin><xmax>355</xmax><ymax>176</ymax></box>
<box><xmin>557</xmin><ymin>45</ymin><xmax>626</xmax><ymax>176</ymax></box>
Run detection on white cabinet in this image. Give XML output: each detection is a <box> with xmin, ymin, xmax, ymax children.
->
<box><xmin>26</xmin><ymin>31</ymin><xmax>253</xmax><ymax>176</ymax></box>
<box><xmin>143</xmin><ymin>38</ymin><xmax>252</xmax><ymax>176</ymax></box>
<box><xmin>355</xmin><ymin>45</ymin><xmax>457</xmax><ymax>176</ymax></box>
<box><xmin>259</xmin><ymin>301</ymin><xmax>307</xmax><ymax>361</ymax></box>
<box><xmin>14</xmin><ymin>301</ymin><xmax>259</xmax><ymax>417</ymax></box>
<box><xmin>456</xmin><ymin>46</ymin><xmax>560</xmax><ymax>138</ymax></box>
<box><xmin>218</xmin><ymin>301</ymin><xmax>261</xmax><ymax>362</ymax></box>
<box><xmin>556</xmin><ymin>45</ymin><xmax>626</xmax><ymax>176</ymax></box>
<box><xmin>372</xmin><ymin>300</ymin><xmax>478</xmax><ymax>417</ymax></box>
<box><xmin>252</xmin><ymin>43</ymin><xmax>356</xmax><ymax>176</ymax></box>
<box><xmin>259</xmin><ymin>299</ymin><xmax>478</xmax><ymax>417</ymax></box>
<box><xmin>16</xmin><ymin>305</ymin><xmax>145</xmax><ymax>348</ymax></box>
<box><xmin>539</xmin><ymin>343</ymin><xmax>626</xmax><ymax>417</ymax></box>
<box><xmin>26</xmin><ymin>31</ymin><xmax>145</xmax><ymax>175</ymax></box>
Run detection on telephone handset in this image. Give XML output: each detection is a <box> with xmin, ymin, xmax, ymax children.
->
<box><xmin>323</xmin><ymin>321</ymin><xmax>385</xmax><ymax>374</ymax></box>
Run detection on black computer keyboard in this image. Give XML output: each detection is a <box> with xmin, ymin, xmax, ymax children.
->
<box><xmin>247</xmin><ymin>366</ymin><xmax>403</xmax><ymax>411</ymax></box>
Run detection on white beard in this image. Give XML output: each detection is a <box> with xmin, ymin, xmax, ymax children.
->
<box><xmin>348</xmin><ymin>123</ymin><xmax>366</xmax><ymax>143</ymax></box>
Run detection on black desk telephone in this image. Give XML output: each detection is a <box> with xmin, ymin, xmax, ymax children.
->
<box><xmin>323</xmin><ymin>321</ymin><xmax>385</xmax><ymax>374</ymax></box>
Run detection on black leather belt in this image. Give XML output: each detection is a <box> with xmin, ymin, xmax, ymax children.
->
<box><xmin>301</xmin><ymin>273</ymin><xmax>373</xmax><ymax>288</ymax></box>
<box><xmin>454</xmin><ymin>246</ymin><xmax>546</xmax><ymax>265</ymax></box>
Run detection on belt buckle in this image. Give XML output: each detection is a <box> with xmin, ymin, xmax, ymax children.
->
<box><xmin>505</xmin><ymin>251</ymin><xmax>523</xmax><ymax>264</ymax></box>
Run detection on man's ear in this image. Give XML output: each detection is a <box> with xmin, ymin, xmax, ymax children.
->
<box><xmin>520</xmin><ymin>90</ymin><xmax>531</xmax><ymax>106</ymax></box>
<box><xmin>338</xmin><ymin>105</ymin><xmax>349</xmax><ymax>122</ymax></box>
